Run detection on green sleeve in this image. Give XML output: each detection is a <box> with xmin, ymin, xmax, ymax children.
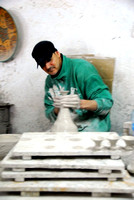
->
<box><xmin>44</xmin><ymin>77</ymin><xmax>57</xmax><ymax>122</ymax></box>
<box><xmin>86</xmin><ymin>74</ymin><xmax>113</xmax><ymax>115</ymax></box>
<box><xmin>76</xmin><ymin>63</ymin><xmax>113</xmax><ymax>116</ymax></box>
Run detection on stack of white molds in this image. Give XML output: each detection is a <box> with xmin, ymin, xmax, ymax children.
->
<box><xmin>0</xmin><ymin>132</ymin><xmax>134</xmax><ymax>198</ymax></box>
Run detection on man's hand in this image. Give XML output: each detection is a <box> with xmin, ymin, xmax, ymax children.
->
<box><xmin>53</xmin><ymin>94</ymin><xmax>80</xmax><ymax>109</ymax></box>
<box><xmin>53</xmin><ymin>96</ymin><xmax>62</xmax><ymax>108</ymax></box>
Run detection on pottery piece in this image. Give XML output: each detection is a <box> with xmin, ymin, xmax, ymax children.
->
<box><xmin>121</xmin><ymin>136</ymin><xmax>134</xmax><ymax>148</ymax></box>
<box><xmin>91</xmin><ymin>136</ymin><xmax>104</xmax><ymax>149</ymax></box>
<box><xmin>127</xmin><ymin>162</ymin><xmax>134</xmax><ymax>174</ymax></box>
<box><xmin>116</xmin><ymin>138</ymin><xmax>126</xmax><ymax>149</ymax></box>
<box><xmin>101</xmin><ymin>139</ymin><xmax>111</xmax><ymax>149</ymax></box>
<box><xmin>51</xmin><ymin>91</ymin><xmax>78</xmax><ymax>132</ymax></box>
<box><xmin>121</xmin><ymin>150</ymin><xmax>134</xmax><ymax>170</ymax></box>
<box><xmin>107</xmin><ymin>133</ymin><xmax>119</xmax><ymax>148</ymax></box>
<box><xmin>0</xmin><ymin>7</ymin><xmax>18</xmax><ymax>61</ymax></box>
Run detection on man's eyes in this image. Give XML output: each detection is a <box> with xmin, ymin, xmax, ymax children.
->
<box><xmin>46</xmin><ymin>57</ymin><xmax>52</xmax><ymax>62</ymax></box>
<box><xmin>40</xmin><ymin>57</ymin><xmax>52</xmax><ymax>68</ymax></box>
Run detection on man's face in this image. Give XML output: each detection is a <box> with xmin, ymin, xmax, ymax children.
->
<box><xmin>41</xmin><ymin>51</ymin><xmax>62</xmax><ymax>76</ymax></box>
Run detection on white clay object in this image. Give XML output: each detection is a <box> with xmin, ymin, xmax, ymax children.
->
<box><xmin>51</xmin><ymin>91</ymin><xmax>78</xmax><ymax>132</ymax></box>
<box><xmin>91</xmin><ymin>136</ymin><xmax>104</xmax><ymax>149</ymax></box>
<box><xmin>121</xmin><ymin>136</ymin><xmax>134</xmax><ymax>147</ymax></box>
<box><xmin>108</xmin><ymin>133</ymin><xmax>119</xmax><ymax>148</ymax></box>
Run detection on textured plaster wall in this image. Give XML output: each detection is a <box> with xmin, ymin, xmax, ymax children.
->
<box><xmin>0</xmin><ymin>0</ymin><xmax>134</xmax><ymax>135</ymax></box>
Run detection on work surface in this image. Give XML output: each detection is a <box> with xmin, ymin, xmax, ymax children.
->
<box><xmin>7</xmin><ymin>132</ymin><xmax>133</xmax><ymax>157</ymax></box>
<box><xmin>0</xmin><ymin>131</ymin><xmax>134</xmax><ymax>199</ymax></box>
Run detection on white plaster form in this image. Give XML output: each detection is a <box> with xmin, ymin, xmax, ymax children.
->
<box><xmin>0</xmin><ymin>132</ymin><xmax>134</xmax><ymax>197</ymax></box>
<box><xmin>0</xmin><ymin>178</ymin><xmax>134</xmax><ymax>193</ymax></box>
<box><xmin>6</xmin><ymin>132</ymin><xmax>134</xmax><ymax>157</ymax></box>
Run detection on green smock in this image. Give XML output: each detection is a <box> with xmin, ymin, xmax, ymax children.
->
<box><xmin>44</xmin><ymin>55</ymin><xmax>113</xmax><ymax>132</ymax></box>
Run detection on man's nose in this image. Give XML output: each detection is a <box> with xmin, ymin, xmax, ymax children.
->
<box><xmin>45</xmin><ymin>62</ymin><xmax>52</xmax><ymax>69</ymax></box>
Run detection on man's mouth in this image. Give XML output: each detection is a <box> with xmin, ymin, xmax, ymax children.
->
<box><xmin>48</xmin><ymin>66</ymin><xmax>55</xmax><ymax>72</ymax></box>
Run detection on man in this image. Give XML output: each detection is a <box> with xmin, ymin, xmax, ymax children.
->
<box><xmin>32</xmin><ymin>40</ymin><xmax>113</xmax><ymax>132</ymax></box>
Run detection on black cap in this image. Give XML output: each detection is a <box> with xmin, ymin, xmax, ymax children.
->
<box><xmin>32</xmin><ymin>41</ymin><xmax>57</xmax><ymax>68</ymax></box>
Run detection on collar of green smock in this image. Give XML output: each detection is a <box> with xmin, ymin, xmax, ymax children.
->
<box><xmin>50</xmin><ymin>54</ymin><xmax>70</xmax><ymax>80</ymax></box>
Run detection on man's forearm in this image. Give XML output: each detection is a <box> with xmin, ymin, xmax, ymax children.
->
<box><xmin>54</xmin><ymin>99</ymin><xmax>98</xmax><ymax>114</ymax></box>
<box><xmin>80</xmin><ymin>100</ymin><xmax>98</xmax><ymax>111</ymax></box>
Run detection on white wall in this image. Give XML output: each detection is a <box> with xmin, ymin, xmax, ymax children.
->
<box><xmin>0</xmin><ymin>0</ymin><xmax>134</xmax><ymax>135</ymax></box>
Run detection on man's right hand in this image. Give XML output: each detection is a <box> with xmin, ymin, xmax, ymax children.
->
<box><xmin>53</xmin><ymin>96</ymin><xmax>62</xmax><ymax>108</ymax></box>
<box><xmin>53</xmin><ymin>94</ymin><xmax>80</xmax><ymax>109</ymax></box>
